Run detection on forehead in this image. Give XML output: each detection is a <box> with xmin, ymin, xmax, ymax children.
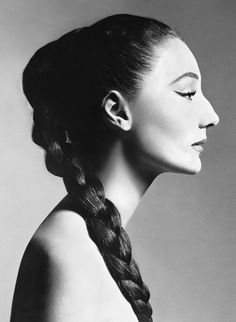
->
<box><xmin>143</xmin><ymin>38</ymin><xmax>201</xmax><ymax>89</ymax></box>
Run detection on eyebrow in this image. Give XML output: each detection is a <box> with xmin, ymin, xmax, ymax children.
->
<box><xmin>170</xmin><ymin>72</ymin><xmax>199</xmax><ymax>84</ymax></box>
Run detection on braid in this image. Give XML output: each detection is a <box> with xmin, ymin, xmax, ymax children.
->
<box><xmin>33</xmin><ymin>105</ymin><xmax>152</xmax><ymax>321</ymax></box>
<box><xmin>64</xmin><ymin>157</ymin><xmax>153</xmax><ymax>321</ymax></box>
<box><xmin>64</xmin><ymin>165</ymin><xmax>153</xmax><ymax>321</ymax></box>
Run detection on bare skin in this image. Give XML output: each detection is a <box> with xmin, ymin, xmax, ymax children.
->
<box><xmin>11</xmin><ymin>38</ymin><xmax>219</xmax><ymax>321</ymax></box>
<box><xmin>11</xmin><ymin>197</ymin><xmax>137</xmax><ymax>322</ymax></box>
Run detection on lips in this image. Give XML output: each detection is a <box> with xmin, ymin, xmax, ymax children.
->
<box><xmin>192</xmin><ymin>138</ymin><xmax>207</xmax><ymax>146</ymax></box>
<box><xmin>192</xmin><ymin>144</ymin><xmax>204</xmax><ymax>152</ymax></box>
<box><xmin>192</xmin><ymin>138</ymin><xmax>207</xmax><ymax>152</ymax></box>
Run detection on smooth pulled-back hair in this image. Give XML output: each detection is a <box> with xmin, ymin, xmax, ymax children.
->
<box><xmin>23</xmin><ymin>14</ymin><xmax>179</xmax><ymax>322</ymax></box>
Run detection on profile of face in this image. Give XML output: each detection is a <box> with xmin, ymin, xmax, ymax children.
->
<box><xmin>125</xmin><ymin>38</ymin><xmax>219</xmax><ymax>177</ymax></box>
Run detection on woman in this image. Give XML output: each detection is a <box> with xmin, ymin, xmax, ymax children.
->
<box><xmin>10</xmin><ymin>13</ymin><xmax>219</xmax><ymax>322</ymax></box>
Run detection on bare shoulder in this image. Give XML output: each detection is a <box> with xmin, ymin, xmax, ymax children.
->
<box><xmin>11</xmin><ymin>196</ymin><xmax>106</xmax><ymax>322</ymax></box>
<box><xmin>32</xmin><ymin>196</ymin><xmax>105</xmax><ymax>282</ymax></box>
<box><xmin>34</xmin><ymin>198</ymin><xmax>97</xmax><ymax>259</ymax></box>
<box><xmin>11</xmin><ymin>195</ymin><xmax>137</xmax><ymax>322</ymax></box>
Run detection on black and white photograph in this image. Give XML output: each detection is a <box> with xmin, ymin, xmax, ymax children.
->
<box><xmin>1</xmin><ymin>1</ymin><xmax>235</xmax><ymax>321</ymax></box>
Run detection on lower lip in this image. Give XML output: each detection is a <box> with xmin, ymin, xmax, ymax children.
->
<box><xmin>192</xmin><ymin>144</ymin><xmax>204</xmax><ymax>152</ymax></box>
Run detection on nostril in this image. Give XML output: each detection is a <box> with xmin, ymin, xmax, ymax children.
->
<box><xmin>200</xmin><ymin>115</ymin><xmax>219</xmax><ymax>129</ymax></box>
<box><xmin>206</xmin><ymin>123</ymin><xmax>215</xmax><ymax>129</ymax></box>
<box><xmin>212</xmin><ymin>114</ymin><xmax>220</xmax><ymax>127</ymax></box>
<box><xmin>206</xmin><ymin>113</ymin><xmax>220</xmax><ymax>128</ymax></box>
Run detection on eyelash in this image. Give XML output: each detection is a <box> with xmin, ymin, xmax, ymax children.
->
<box><xmin>175</xmin><ymin>90</ymin><xmax>196</xmax><ymax>101</ymax></box>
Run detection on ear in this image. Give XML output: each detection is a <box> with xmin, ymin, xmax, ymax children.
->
<box><xmin>101</xmin><ymin>90</ymin><xmax>132</xmax><ymax>131</ymax></box>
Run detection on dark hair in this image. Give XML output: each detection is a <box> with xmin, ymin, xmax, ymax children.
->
<box><xmin>23</xmin><ymin>13</ymin><xmax>179</xmax><ymax>322</ymax></box>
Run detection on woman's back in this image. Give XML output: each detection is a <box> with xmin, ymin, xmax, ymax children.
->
<box><xmin>11</xmin><ymin>195</ymin><xmax>137</xmax><ymax>322</ymax></box>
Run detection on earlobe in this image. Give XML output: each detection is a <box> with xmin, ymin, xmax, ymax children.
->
<box><xmin>102</xmin><ymin>90</ymin><xmax>132</xmax><ymax>131</ymax></box>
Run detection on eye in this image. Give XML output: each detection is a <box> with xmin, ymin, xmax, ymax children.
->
<box><xmin>175</xmin><ymin>90</ymin><xmax>196</xmax><ymax>101</ymax></box>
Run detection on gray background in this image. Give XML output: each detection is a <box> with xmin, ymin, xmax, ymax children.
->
<box><xmin>1</xmin><ymin>0</ymin><xmax>235</xmax><ymax>321</ymax></box>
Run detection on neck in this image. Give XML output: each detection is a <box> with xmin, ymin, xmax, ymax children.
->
<box><xmin>93</xmin><ymin>141</ymin><xmax>156</xmax><ymax>226</ymax></box>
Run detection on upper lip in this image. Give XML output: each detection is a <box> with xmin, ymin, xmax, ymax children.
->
<box><xmin>192</xmin><ymin>138</ymin><xmax>207</xmax><ymax>145</ymax></box>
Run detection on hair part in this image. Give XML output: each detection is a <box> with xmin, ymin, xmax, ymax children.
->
<box><xmin>23</xmin><ymin>13</ymin><xmax>180</xmax><ymax>321</ymax></box>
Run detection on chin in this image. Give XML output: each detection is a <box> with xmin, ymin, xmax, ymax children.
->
<box><xmin>165</xmin><ymin>157</ymin><xmax>202</xmax><ymax>175</ymax></box>
<box><xmin>180</xmin><ymin>159</ymin><xmax>202</xmax><ymax>175</ymax></box>
<box><xmin>145</xmin><ymin>153</ymin><xmax>202</xmax><ymax>177</ymax></box>
<box><xmin>185</xmin><ymin>167</ymin><xmax>201</xmax><ymax>175</ymax></box>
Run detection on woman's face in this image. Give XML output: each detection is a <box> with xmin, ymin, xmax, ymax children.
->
<box><xmin>127</xmin><ymin>38</ymin><xmax>219</xmax><ymax>176</ymax></box>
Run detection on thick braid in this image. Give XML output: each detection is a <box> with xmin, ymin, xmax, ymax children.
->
<box><xmin>63</xmin><ymin>145</ymin><xmax>153</xmax><ymax>322</ymax></box>
<box><xmin>34</xmin><ymin>107</ymin><xmax>153</xmax><ymax>321</ymax></box>
<box><xmin>64</xmin><ymin>156</ymin><xmax>153</xmax><ymax>321</ymax></box>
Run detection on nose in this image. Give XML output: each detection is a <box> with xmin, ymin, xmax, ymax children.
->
<box><xmin>199</xmin><ymin>96</ymin><xmax>220</xmax><ymax>129</ymax></box>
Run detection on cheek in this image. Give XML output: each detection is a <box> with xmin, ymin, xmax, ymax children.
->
<box><xmin>129</xmin><ymin>111</ymin><xmax>179</xmax><ymax>172</ymax></box>
<box><xmin>129</xmin><ymin>122</ymin><xmax>201</xmax><ymax>175</ymax></box>
<box><xmin>132</xmin><ymin>96</ymin><xmax>186</xmax><ymax>155</ymax></box>
<box><xmin>128</xmin><ymin>96</ymin><xmax>198</xmax><ymax>173</ymax></box>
